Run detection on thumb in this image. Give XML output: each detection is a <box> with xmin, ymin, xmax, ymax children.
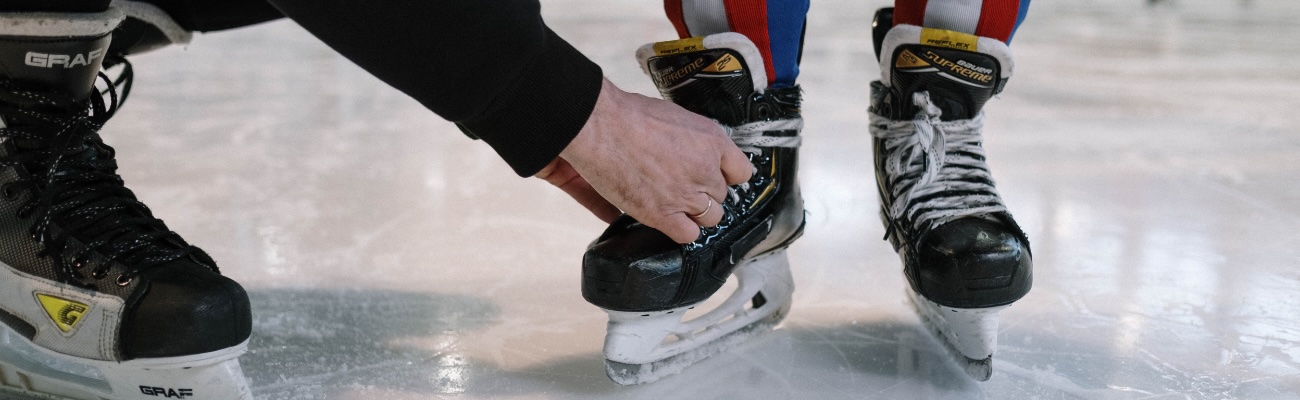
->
<box><xmin>648</xmin><ymin>213</ymin><xmax>704</xmax><ymax>244</ymax></box>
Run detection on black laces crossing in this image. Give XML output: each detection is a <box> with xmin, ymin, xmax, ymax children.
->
<box><xmin>0</xmin><ymin>57</ymin><xmax>214</xmax><ymax>287</ymax></box>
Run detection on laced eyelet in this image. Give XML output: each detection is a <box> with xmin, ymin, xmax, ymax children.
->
<box><xmin>115</xmin><ymin>274</ymin><xmax>132</xmax><ymax>287</ymax></box>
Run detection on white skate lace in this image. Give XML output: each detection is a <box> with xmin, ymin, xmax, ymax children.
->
<box><xmin>868</xmin><ymin>92</ymin><xmax>1007</xmax><ymax>239</ymax></box>
<box><xmin>724</xmin><ymin>118</ymin><xmax>802</xmax><ymax>204</ymax></box>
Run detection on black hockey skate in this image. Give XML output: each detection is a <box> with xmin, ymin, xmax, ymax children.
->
<box><xmin>0</xmin><ymin>5</ymin><xmax>252</xmax><ymax>399</ymax></box>
<box><xmin>582</xmin><ymin>33</ymin><xmax>804</xmax><ymax>385</ymax></box>
<box><xmin>868</xmin><ymin>8</ymin><xmax>1033</xmax><ymax>381</ymax></box>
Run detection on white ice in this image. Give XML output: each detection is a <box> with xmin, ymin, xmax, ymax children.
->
<box><xmin>95</xmin><ymin>0</ymin><xmax>1300</xmax><ymax>398</ymax></box>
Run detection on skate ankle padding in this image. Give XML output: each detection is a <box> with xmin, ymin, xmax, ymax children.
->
<box><xmin>635</xmin><ymin>33</ymin><xmax>801</xmax><ymax>126</ymax></box>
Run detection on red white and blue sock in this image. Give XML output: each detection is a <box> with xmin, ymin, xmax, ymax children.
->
<box><xmin>663</xmin><ymin>0</ymin><xmax>809</xmax><ymax>89</ymax></box>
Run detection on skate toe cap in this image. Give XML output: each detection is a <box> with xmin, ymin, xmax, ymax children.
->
<box><xmin>915</xmin><ymin>217</ymin><xmax>1032</xmax><ymax>307</ymax></box>
<box><xmin>583</xmin><ymin>218</ymin><xmax>686</xmax><ymax>311</ymax></box>
<box><xmin>121</xmin><ymin>260</ymin><xmax>252</xmax><ymax>359</ymax></box>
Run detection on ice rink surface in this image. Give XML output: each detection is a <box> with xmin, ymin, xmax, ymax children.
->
<box><xmin>91</xmin><ymin>0</ymin><xmax>1300</xmax><ymax>398</ymax></box>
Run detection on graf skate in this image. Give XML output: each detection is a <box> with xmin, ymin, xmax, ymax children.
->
<box><xmin>0</xmin><ymin>4</ymin><xmax>252</xmax><ymax>399</ymax></box>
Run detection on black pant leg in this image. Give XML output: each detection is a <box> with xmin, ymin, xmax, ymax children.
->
<box><xmin>132</xmin><ymin>0</ymin><xmax>284</xmax><ymax>32</ymax></box>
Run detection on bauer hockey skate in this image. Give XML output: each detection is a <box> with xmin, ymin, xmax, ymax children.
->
<box><xmin>868</xmin><ymin>9</ymin><xmax>1033</xmax><ymax>381</ymax></box>
<box><xmin>0</xmin><ymin>4</ymin><xmax>253</xmax><ymax>399</ymax></box>
<box><xmin>582</xmin><ymin>33</ymin><xmax>804</xmax><ymax>385</ymax></box>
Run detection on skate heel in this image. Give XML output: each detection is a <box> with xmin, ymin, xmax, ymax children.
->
<box><xmin>0</xmin><ymin>324</ymin><xmax>251</xmax><ymax>399</ymax></box>
<box><xmin>906</xmin><ymin>288</ymin><xmax>1007</xmax><ymax>381</ymax></box>
<box><xmin>601</xmin><ymin>251</ymin><xmax>794</xmax><ymax>385</ymax></box>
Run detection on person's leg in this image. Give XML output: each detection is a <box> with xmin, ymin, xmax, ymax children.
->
<box><xmin>868</xmin><ymin>0</ymin><xmax>1033</xmax><ymax>381</ymax></box>
<box><xmin>580</xmin><ymin>0</ymin><xmax>809</xmax><ymax>385</ymax></box>
<box><xmin>0</xmin><ymin>3</ymin><xmax>254</xmax><ymax>399</ymax></box>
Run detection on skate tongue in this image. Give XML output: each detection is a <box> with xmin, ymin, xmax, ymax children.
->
<box><xmin>635</xmin><ymin>33</ymin><xmax>768</xmax><ymax>125</ymax></box>
<box><xmin>875</xmin><ymin>25</ymin><xmax>1014</xmax><ymax>121</ymax></box>
<box><xmin>0</xmin><ymin>34</ymin><xmax>112</xmax><ymax>100</ymax></box>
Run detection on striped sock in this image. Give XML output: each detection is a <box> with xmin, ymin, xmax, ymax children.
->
<box><xmin>893</xmin><ymin>0</ymin><xmax>1031</xmax><ymax>44</ymax></box>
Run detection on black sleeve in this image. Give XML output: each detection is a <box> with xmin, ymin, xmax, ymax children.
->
<box><xmin>264</xmin><ymin>0</ymin><xmax>602</xmax><ymax>176</ymax></box>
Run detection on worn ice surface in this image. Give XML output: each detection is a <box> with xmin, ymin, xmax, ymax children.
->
<box><xmin>91</xmin><ymin>0</ymin><xmax>1300</xmax><ymax>398</ymax></box>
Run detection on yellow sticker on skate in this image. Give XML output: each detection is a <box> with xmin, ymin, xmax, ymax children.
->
<box><xmin>36</xmin><ymin>294</ymin><xmax>89</xmax><ymax>333</ymax></box>
<box><xmin>653</xmin><ymin>37</ymin><xmax>706</xmax><ymax>56</ymax></box>
<box><xmin>895</xmin><ymin>49</ymin><xmax>931</xmax><ymax>69</ymax></box>
<box><xmin>920</xmin><ymin>28</ymin><xmax>978</xmax><ymax>51</ymax></box>
<box><xmin>703</xmin><ymin>53</ymin><xmax>743</xmax><ymax>73</ymax></box>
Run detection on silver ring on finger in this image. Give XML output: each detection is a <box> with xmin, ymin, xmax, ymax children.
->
<box><xmin>689</xmin><ymin>197</ymin><xmax>713</xmax><ymax>219</ymax></box>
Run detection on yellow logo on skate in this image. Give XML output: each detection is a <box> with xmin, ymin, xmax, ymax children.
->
<box><xmin>895</xmin><ymin>49</ymin><xmax>931</xmax><ymax>69</ymax></box>
<box><xmin>920</xmin><ymin>28</ymin><xmax>978</xmax><ymax>51</ymax></box>
<box><xmin>36</xmin><ymin>294</ymin><xmax>89</xmax><ymax>333</ymax></box>
<box><xmin>653</xmin><ymin>37</ymin><xmax>706</xmax><ymax>56</ymax></box>
<box><xmin>703</xmin><ymin>53</ymin><xmax>743</xmax><ymax>73</ymax></box>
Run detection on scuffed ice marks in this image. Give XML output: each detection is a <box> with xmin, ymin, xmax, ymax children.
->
<box><xmin>241</xmin><ymin>288</ymin><xmax>499</xmax><ymax>398</ymax></box>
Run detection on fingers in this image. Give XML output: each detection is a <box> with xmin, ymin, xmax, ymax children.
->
<box><xmin>535</xmin><ymin>158</ymin><xmax>622</xmax><ymax>223</ymax></box>
<box><xmin>686</xmin><ymin>192</ymin><xmax>723</xmax><ymax>228</ymax></box>
<box><xmin>718</xmin><ymin>131</ymin><xmax>754</xmax><ymax>186</ymax></box>
<box><xmin>562</xmin><ymin>178</ymin><xmax>622</xmax><ymax>223</ymax></box>
<box><xmin>659</xmin><ymin>213</ymin><xmax>704</xmax><ymax>244</ymax></box>
<box><xmin>554</xmin><ymin>77</ymin><xmax>753</xmax><ymax>245</ymax></box>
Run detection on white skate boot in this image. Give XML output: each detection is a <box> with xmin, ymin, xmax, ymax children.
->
<box><xmin>0</xmin><ymin>4</ymin><xmax>252</xmax><ymax>399</ymax></box>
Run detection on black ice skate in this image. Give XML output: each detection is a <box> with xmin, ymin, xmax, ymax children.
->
<box><xmin>582</xmin><ymin>33</ymin><xmax>804</xmax><ymax>385</ymax></box>
<box><xmin>0</xmin><ymin>5</ymin><xmax>252</xmax><ymax>399</ymax></box>
<box><xmin>868</xmin><ymin>9</ymin><xmax>1033</xmax><ymax>381</ymax></box>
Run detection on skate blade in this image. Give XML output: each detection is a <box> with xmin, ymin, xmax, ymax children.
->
<box><xmin>0</xmin><ymin>323</ymin><xmax>252</xmax><ymax>399</ymax></box>
<box><xmin>906</xmin><ymin>288</ymin><xmax>1006</xmax><ymax>381</ymax></box>
<box><xmin>604</xmin><ymin>304</ymin><xmax>787</xmax><ymax>385</ymax></box>
<box><xmin>600</xmin><ymin>251</ymin><xmax>795</xmax><ymax>385</ymax></box>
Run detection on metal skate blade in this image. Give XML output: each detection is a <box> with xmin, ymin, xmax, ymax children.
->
<box><xmin>604</xmin><ymin>304</ymin><xmax>787</xmax><ymax>385</ymax></box>
<box><xmin>906</xmin><ymin>289</ymin><xmax>1003</xmax><ymax>381</ymax></box>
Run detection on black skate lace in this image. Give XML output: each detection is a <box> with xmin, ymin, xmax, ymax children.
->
<box><xmin>0</xmin><ymin>57</ymin><xmax>214</xmax><ymax>286</ymax></box>
<box><xmin>869</xmin><ymin>91</ymin><xmax>1008</xmax><ymax>242</ymax></box>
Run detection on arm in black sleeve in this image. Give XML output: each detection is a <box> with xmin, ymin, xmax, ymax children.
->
<box><xmin>263</xmin><ymin>0</ymin><xmax>602</xmax><ymax>176</ymax></box>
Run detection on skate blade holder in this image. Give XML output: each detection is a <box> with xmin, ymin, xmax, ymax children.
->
<box><xmin>600</xmin><ymin>251</ymin><xmax>794</xmax><ymax>385</ymax></box>
<box><xmin>0</xmin><ymin>325</ymin><xmax>252</xmax><ymax>400</ymax></box>
<box><xmin>907</xmin><ymin>288</ymin><xmax>1009</xmax><ymax>381</ymax></box>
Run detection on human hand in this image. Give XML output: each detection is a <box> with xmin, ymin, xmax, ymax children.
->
<box><xmin>535</xmin><ymin>157</ymin><xmax>621</xmax><ymax>224</ymax></box>
<box><xmin>540</xmin><ymin>77</ymin><xmax>753</xmax><ymax>244</ymax></box>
